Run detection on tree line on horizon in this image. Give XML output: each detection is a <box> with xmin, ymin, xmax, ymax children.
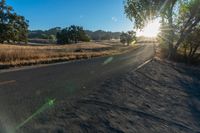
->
<box><xmin>0</xmin><ymin>0</ymin><xmax>123</xmax><ymax>45</ymax></box>
<box><xmin>29</xmin><ymin>28</ymin><xmax>137</xmax><ymax>45</ymax></box>
<box><xmin>28</xmin><ymin>28</ymin><xmax>122</xmax><ymax>44</ymax></box>
<box><xmin>0</xmin><ymin>0</ymin><xmax>131</xmax><ymax>45</ymax></box>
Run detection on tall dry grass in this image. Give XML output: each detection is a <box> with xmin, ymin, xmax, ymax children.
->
<box><xmin>0</xmin><ymin>42</ymin><xmax>124</xmax><ymax>67</ymax></box>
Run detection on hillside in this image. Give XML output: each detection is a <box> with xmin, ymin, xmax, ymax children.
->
<box><xmin>28</xmin><ymin>28</ymin><xmax>121</xmax><ymax>44</ymax></box>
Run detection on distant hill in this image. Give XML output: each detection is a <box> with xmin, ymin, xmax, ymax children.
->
<box><xmin>85</xmin><ymin>30</ymin><xmax>121</xmax><ymax>40</ymax></box>
<box><xmin>28</xmin><ymin>27</ymin><xmax>61</xmax><ymax>39</ymax></box>
<box><xmin>28</xmin><ymin>28</ymin><xmax>121</xmax><ymax>43</ymax></box>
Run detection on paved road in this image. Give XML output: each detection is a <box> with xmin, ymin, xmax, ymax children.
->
<box><xmin>0</xmin><ymin>44</ymin><xmax>154</xmax><ymax>132</ymax></box>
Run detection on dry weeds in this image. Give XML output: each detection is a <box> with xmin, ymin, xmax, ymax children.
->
<box><xmin>0</xmin><ymin>42</ymin><xmax>133</xmax><ymax>68</ymax></box>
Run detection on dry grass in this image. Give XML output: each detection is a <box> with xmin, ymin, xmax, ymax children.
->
<box><xmin>0</xmin><ymin>42</ymin><xmax>133</xmax><ymax>69</ymax></box>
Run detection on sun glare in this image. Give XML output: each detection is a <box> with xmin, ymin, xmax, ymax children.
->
<box><xmin>136</xmin><ymin>19</ymin><xmax>161</xmax><ymax>37</ymax></box>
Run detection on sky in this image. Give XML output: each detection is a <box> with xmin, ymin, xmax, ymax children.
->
<box><xmin>6</xmin><ymin>0</ymin><xmax>133</xmax><ymax>32</ymax></box>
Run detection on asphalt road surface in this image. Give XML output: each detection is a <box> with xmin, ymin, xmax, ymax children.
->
<box><xmin>0</xmin><ymin>44</ymin><xmax>154</xmax><ymax>132</ymax></box>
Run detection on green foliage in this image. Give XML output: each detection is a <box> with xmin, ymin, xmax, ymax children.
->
<box><xmin>124</xmin><ymin>0</ymin><xmax>164</xmax><ymax>29</ymax></box>
<box><xmin>0</xmin><ymin>0</ymin><xmax>29</xmax><ymax>44</ymax></box>
<box><xmin>182</xmin><ymin>26</ymin><xmax>200</xmax><ymax>63</ymax></box>
<box><xmin>29</xmin><ymin>29</ymin><xmax>121</xmax><ymax>43</ymax></box>
<box><xmin>120</xmin><ymin>32</ymin><xmax>127</xmax><ymax>44</ymax></box>
<box><xmin>120</xmin><ymin>31</ymin><xmax>136</xmax><ymax>45</ymax></box>
<box><xmin>124</xmin><ymin>0</ymin><xmax>200</xmax><ymax>61</ymax></box>
<box><xmin>56</xmin><ymin>25</ymin><xmax>90</xmax><ymax>44</ymax></box>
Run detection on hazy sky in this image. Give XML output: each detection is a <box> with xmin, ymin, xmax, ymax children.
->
<box><xmin>6</xmin><ymin>0</ymin><xmax>133</xmax><ymax>32</ymax></box>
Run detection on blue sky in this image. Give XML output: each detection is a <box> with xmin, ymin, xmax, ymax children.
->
<box><xmin>6</xmin><ymin>0</ymin><xmax>133</xmax><ymax>32</ymax></box>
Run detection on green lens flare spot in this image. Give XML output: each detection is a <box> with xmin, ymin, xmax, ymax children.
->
<box><xmin>14</xmin><ymin>98</ymin><xmax>56</xmax><ymax>132</ymax></box>
<box><xmin>103</xmin><ymin>57</ymin><xmax>114</xmax><ymax>65</ymax></box>
<box><xmin>48</xmin><ymin>99</ymin><xmax>55</xmax><ymax>106</ymax></box>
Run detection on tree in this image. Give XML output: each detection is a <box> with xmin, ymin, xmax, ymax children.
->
<box><xmin>15</xmin><ymin>15</ymin><xmax>29</xmax><ymax>43</ymax></box>
<box><xmin>182</xmin><ymin>26</ymin><xmax>200</xmax><ymax>63</ymax></box>
<box><xmin>0</xmin><ymin>0</ymin><xmax>29</xmax><ymax>44</ymax></box>
<box><xmin>127</xmin><ymin>31</ymin><xmax>136</xmax><ymax>45</ymax></box>
<box><xmin>120</xmin><ymin>32</ymin><xmax>127</xmax><ymax>44</ymax></box>
<box><xmin>75</xmin><ymin>26</ymin><xmax>90</xmax><ymax>42</ymax></box>
<box><xmin>56</xmin><ymin>25</ymin><xmax>90</xmax><ymax>44</ymax></box>
<box><xmin>56</xmin><ymin>28</ymin><xmax>70</xmax><ymax>44</ymax></box>
<box><xmin>120</xmin><ymin>31</ymin><xmax>136</xmax><ymax>45</ymax></box>
<box><xmin>124</xmin><ymin>0</ymin><xmax>200</xmax><ymax>59</ymax></box>
<box><xmin>174</xmin><ymin>0</ymin><xmax>200</xmax><ymax>57</ymax></box>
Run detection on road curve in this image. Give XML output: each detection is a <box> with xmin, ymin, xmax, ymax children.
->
<box><xmin>0</xmin><ymin>44</ymin><xmax>154</xmax><ymax>132</ymax></box>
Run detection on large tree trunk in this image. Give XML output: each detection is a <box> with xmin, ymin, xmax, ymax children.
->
<box><xmin>168</xmin><ymin>43</ymin><xmax>175</xmax><ymax>59</ymax></box>
<box><xmin>174</xmin><ymin>18</ymin><xmax>200</xmax><ymax>52</ymax></box>
<box><xmin>166</xmin><ymin>6</ymin><xmax>176</xmax><ymax>60</ymax></box>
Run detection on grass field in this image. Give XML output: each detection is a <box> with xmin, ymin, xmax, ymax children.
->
<box><xmin>0</xmin><ymin>41</ymin><xmax>134</xmax><ymax>69</ymax></box>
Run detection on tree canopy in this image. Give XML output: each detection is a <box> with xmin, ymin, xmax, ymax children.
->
<box><xmin>120</xmin><ymin>31</ymin><xmax>136</xmax><ymax>45</ymax></box>
<box><xmin>0</xmin><ymin>0</ymin><xmax>29</xmax><ymax>44</ymax></box>
<box><xmin>56</xmin><ymin>25</ymin><xmax>90</xmax><ymax>44</ymax></box>
<box><xmin>124</xmin><ymin>0</ymin><xmax>200</xmax><ymax>60</ymax></box>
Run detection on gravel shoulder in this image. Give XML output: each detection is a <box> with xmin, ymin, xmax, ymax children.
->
<box><xmin>18</xmin><ymin>58</ymin><xmax>200</xmax><ymax>133</ymax></box>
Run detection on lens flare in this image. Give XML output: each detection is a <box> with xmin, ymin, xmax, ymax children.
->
<box><xmin>14</xmin><ymin>99</ymin><xmax>56</xmax><ymax>132</ymax></box>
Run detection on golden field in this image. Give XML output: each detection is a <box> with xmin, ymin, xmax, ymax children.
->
<box><xmin>0</xmin><ymin>41</ymin><xmax>134</xmax><ymax>68</ymax></box>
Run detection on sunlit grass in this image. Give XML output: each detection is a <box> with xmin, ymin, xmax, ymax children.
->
<box><xmin>0</xmin><ymin>42</ymin><xmax>133</xmax><ymax>68</ymax></box>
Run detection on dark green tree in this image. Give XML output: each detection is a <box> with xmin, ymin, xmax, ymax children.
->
<box><xmin>57</xmin><ymin>28</ymin><xmax>70</xmax><ymax>44</ymax></box>
<box><xmin>0</xmin><ymin>0</ymin><xmax>29</xmax><ymax>44</ymax></box>
<box><xmin>182</xmin><ymin>26</ymin><xmax>200</xmax><ymax>63</ymax></box>
<box><xmin>56</xmin><ymin>25</ymin><xmax>90</xmax><ymax>44</ymax></box>
<box><xmin>120</xmin><ymin>31</ymin><xmax>136</xmax><ymax>45</ymax></box>
<box><xmin>120</xmin><ymin>32</ymin><xmax>127</xmax><ymax>45</ymax></box>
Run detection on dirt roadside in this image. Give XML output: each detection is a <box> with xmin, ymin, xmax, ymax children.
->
<box><xmin>18</xmin><ymin>58</ymin><xmax>200</xmax><ymax>133</ymax></box>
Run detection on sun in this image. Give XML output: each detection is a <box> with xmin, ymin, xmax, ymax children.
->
<box><xmin>136</xmin><ymin>19</ymin><xmax>161</xmax><ymax>37</ymax></box>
